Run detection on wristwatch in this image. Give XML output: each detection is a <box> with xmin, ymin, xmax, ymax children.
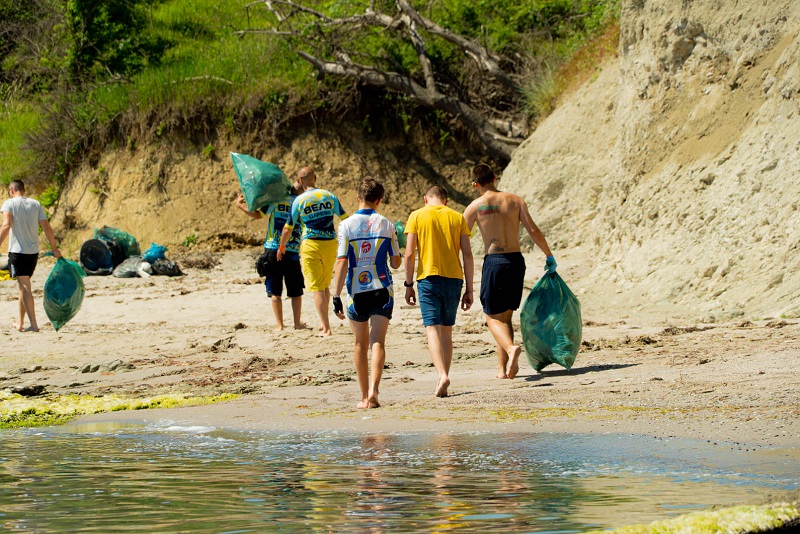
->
<box><xmin>403</xmin><ymin>281</ymin><xmax>414</xmax><ymax>288</ymax></box>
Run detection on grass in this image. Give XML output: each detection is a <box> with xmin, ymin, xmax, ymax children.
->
<box><xmin>0</xmin><ymin>391</ymin><xmax>238</xmax><ymax>429</ymax></box>
<box><xmin>0</xmin><ymin>100</ymin><xmax>39</xmax><ymax>184</ymax></box>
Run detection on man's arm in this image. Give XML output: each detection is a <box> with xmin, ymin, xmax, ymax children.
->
<box><xmin>404</xmin><ymin>233</ymin><xmax>417</xmax><ymax>305</ymax></box>
<box><xmin>390</xmin><ymin>254</ymin><xmax>402</xmax><ymax>270</ymax></box>
<box><xmin>519</xmin><ymin>198</ymin><xmax>553</xmax><ymax>257</ymax></box>
<box><xmin>463</xmin><ymin>202</ymin><xmax>477</xmax><ymax>231</ymax></box>
<box><xmin>235</xmin><ymin>194</ymin><xmax>263</xmax><ymax>220</ymax></box>
<box><xmin>39</xmin><ymin>219</ymin><xmax>62</xmax><ymax>259</ymax></box>
<box><xmin>460</xmin><ymin>234</ymin><xmax>473</xmax><ymax>310</ymax></box>
<box><xmin>332</xmin><ymin>257</ymin><xmax>347</xmax><ymax>320</ymax></box>
<box><xmin>277</xmin><ymin>198</ymin><xmax>301</xmax><ymax>260</ymax></box>
<box><xmin>0</xmin><ymin>212</ymin><xmax>11</xmax><ymax>250</ymax></box>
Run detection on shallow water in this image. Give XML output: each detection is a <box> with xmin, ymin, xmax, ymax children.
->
<box><xmin>1</xmin><ymin>422</ymin><xmax>798</xmax><ymax>532</ymax></box>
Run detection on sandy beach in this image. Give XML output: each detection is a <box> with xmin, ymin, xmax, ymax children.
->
<box><xmin>1</xmin><ymin>247</ymin><xmax>797</xmax><ymax>456</ymax></box>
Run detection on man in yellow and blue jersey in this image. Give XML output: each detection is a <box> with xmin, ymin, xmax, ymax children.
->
<box><xmin>332</xmin><ymin>177</ymin><xmax>401</xmax><ymax>409</ymax></box>
<box><xmin>235</xmin><ymin>182</ymin><xmax>305</xmax><ymax>331</ymax></box>
<box><xmin>277</xmin><ymin>167</ymin><xmax>347</xmax><ymax>336</ymax></box>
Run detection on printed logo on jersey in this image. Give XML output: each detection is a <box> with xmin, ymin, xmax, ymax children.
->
<box><xmin>358</xmin><ymin>271</ymin><xmax>373</xmax><ymax>286</ymax></box>
<box><xmin>360</xmin><ymin>241</ymin><xmax>372</xmax><ymax>254</ymax></box>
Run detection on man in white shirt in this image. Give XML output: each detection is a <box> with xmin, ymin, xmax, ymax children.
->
<box><xmin>332</xmin><ymin>177</ymin><xmax>401</xmax><ymax>409</ymax></box>
<box><xmin>0</xmin><ymin>180</ymin><xmax>62</xmax><ymax>332</ymax></box>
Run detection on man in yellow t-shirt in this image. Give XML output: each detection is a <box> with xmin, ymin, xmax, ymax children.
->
<box><xmin>403</xmin><ymin>185</ymin><xmax>474</xmax><ymax>398</ymax></box>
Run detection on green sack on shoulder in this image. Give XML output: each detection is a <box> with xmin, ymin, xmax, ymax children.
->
<box><xmin>44</xmin><ymin>258</ymin><xmax>86</xmax><ymax>331</ymax></box>
<box><xmin>520</xmin><ymin>271</ymin><xmax>582</xmax><ymax>371</ymax></box>
<box><xmin>231</xmin><ymin>153</ymin><xmax>292</xmax><ymax>212</ymax></box>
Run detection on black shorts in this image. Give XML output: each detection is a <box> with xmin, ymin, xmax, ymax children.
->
<box><xmin>265</xmin><ymin>249</ymin><xmax>304</xmax><ymax>298</ymax></box>
<box><xmin>480</xmin><ymin>252</ymin><xmax>526</xmax><ymax>315</ymax></box>
<box><xmin>8</xmin><ymin>252</ymin><xmax>38</xmax><ymax>278</ymax></box>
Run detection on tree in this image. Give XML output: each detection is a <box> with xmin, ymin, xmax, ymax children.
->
<box><xmin>237</xmin><ymin>0</ymin><xmax>528</xmax><ymax>163</ymax></box>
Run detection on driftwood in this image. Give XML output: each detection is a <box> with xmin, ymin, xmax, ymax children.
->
<box><xmin>238</xmin><ymin>0</ymin><xmax>528</xmax><ymax>163</ymax></box>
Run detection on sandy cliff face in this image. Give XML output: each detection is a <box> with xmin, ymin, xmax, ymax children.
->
<box><xmin>503</xmin><ymin>0</ymin><xmax>800</xmax><ymax>319</ymax></box>
<box><xmin>50</xmin><ymin>128</ymin><xmax>477</xmax><ymax>255</ymax></box>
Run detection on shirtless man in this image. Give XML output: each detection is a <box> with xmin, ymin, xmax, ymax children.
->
<box><xmin>463</xmin><ymin>164</ymin><xmax>556</xmax><ymax>379</ymax></box>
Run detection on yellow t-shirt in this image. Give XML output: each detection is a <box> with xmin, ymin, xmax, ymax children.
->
<box><xmin>405</xmin><ymin>204</ymin><xmax>470</xmax><ymax>280</ymax></box>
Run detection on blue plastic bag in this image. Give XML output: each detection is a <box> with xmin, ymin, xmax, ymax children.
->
<box><xmin>231</xmin><ymin>153</ymin><xmax>291</xmax><ymax>212</ymax></box>
<box><xmin>142</xmin><ymin>243</ymin><xmax>167</xmax><ymax>263</ymax></box>
<box><xmin>43</xmin><ymin>258</ymin><xmax>86</xmax><ymax>331</ymax></box>
<box><xmin>520</xmin><ymin>271</ymin><xmax>582</xmax><ymax>371</ymax></box>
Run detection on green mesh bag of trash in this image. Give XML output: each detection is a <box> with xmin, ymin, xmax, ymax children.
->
<box><xmin>94</xmin><ymin>226</ymin><xmax>141</xmax><ymax>259</ymax></box>
<box><xmin>44</xmin><ymin>258</ymin><xmax>86</xmax><ymax>331</ymax></box>
<box><xmin>231</xmin><ymin>153</ymin><xmax>292</xmax><ymax>212</ymax></box>
<box><xmin>520</xmin><ymin>271</ymin><xmax>582</xmax><ymax>371</ymax></box>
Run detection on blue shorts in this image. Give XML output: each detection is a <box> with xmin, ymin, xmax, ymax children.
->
<box><xmin>346</xmin><ymin>288</ymin><xmax>393</xmax><ymax>323</ymax></box>
<box><xmin>417</xmin><ymin>276</ymin><xmax>463</xmax><ymax>327</ymax></box>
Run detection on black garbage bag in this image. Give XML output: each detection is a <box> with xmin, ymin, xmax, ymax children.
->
<box><xmin>79</xmin><ymin>239</ymin><xmax>114</xmax><ymax>275</ymax></box>
<box><xmin>152</xmin><ymin>258</ymin><xmax>183</xmax><ymax>277</ymax></box>
<box><xmin>44</xmin><ymin>258</ymin><xmax>86</xmax><ymax>331</ymax></box>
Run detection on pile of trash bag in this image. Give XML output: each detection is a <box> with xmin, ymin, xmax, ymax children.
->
<box><xmin>520</xmin><ymin>271</ymin><xmax>582</xmax><ymax>371</ymax></box>
<box><xmin>113</xmin><ymin>243</ymin><xmax>183</xmax><ymax>278</ymax></box>
<box><xmin>80</xmin><ymin>229</ymin><xmax>183</xmax><ymax>278</ymax></box>
<box><xmin>231</xmin><ymin>152</ymin><xmax>292</xmax><ymax>212</ymax></box>
<box><xmin>44</xmin><ymin>258</ymin><xmax>86</xmax><ymax>331</ymax></box>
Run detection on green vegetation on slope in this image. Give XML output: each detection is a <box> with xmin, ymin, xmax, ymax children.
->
<box><xmin>1</xmin><ymin>0</ymin><xmax>619</xmax><ymax>191</ymax></box>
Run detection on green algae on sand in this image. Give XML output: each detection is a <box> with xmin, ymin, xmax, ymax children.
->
<box><xmin>0</xmin><ymin>392</ymin><xmax>238</xmax><ymax>429</ymax></box>
<box><xmin>592</xmin><ymin>502</ymin><xmax>800</xmax><ymax>533</ymax></box>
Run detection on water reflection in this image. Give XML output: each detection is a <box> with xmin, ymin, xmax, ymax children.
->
<box><xmin>0</xmin><ymin>423</ymin><xmax>797</xmax><ymax>532</ymax></box>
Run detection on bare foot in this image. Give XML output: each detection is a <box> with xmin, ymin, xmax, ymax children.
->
<box><xmin>316</xmin><ymin>330</ymin><xmax>332</xmax><ymax>337</ymax></box>
<box><xmin>435</xmin><ymin>377</ymin><xmax>450</xmax><ymax>398</ymax></box>
<box><xmin>294</xmin><ymin>322</ymin><xmax>309</xmax><ymax>330</ymax></box>
<box><xmin>497</xmin><ymin>366</ymin><xmax>508</xmax><ymax>379</ymax></box>
<box><xmin>367</xmin><ymin>395</ymin><xmax>380</xmax><ymax>408</ymax></box>
<box><xmin>507</xmin><ymin>345</ymin><xmax>521</xmax><ymax>379</ymax></box>
<box><xmin>24</xmin><ymin>326</ymin><xmax>40</xmax><ymax>333</ymax></box>
<box><xmin>13</xmin><ymin>322</ymin><xmax>23</xmax><ymax>332</ymax></box>
<box><xmin>357</xmin><ymin>400</ymin><xmax>370</xmax><ymax>409</ymax></box>
<box><xmin>274</xmin><ymin>325</ymin><xmax>285</xmax><ymax>332</ymax></box>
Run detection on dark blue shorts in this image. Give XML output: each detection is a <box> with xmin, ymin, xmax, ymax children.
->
<box><xmin>480</xmin><ymin>252</ymin><xmax>526</xmax><ymax>315</ymax></box>
<box><xmin>8</xmin><ymin>252</ymin><xmax>38</xmax><ymax>278</ymax></box>
<box><xmin>417</xmin><ymin>276</ymin><xmax>463</xmax><ymax>327</ymax></box>
<box><xmin>347</xmin><ymin>288</ymin><xmax>393</xmax><ymax>322</ymax></box>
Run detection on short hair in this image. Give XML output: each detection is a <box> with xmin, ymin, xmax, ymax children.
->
<box><xmin>357</xmin><ymin>177</ymin><xmax>385</xmax><ymax>203</ymax></box>
<box><xmin>425</xmin><ymin>185</ymin><xmax>448</xmax><ymax>201</ymax></box>
<box><xmin>471</xmin><ymin>164</ymin><xmax>495</xmax><ymax>186</ymax></box>
<box><xmin>297</xmin><ymin>167</ymin><xmax>316</xmax><ymax>181</ymax></box>
<box><xmin>9</xmin><ymin>180</ymin><xmax>24</xmax><ymax>193</ymax></box>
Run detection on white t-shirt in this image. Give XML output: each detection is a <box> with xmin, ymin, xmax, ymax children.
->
<box><xmin>1</xmin><ymin>196</ymin><xmax>46</xmax><ymax>254</ymax></box>
<box><xmin>336</xmin><ymin>209</ymin><xmax>399</xmax><ymax>296</ymax></box>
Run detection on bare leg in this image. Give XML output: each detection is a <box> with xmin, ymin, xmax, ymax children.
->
<box><xmin>313</xmin><ymin>289</ymin><xmax>332</xmax><ymax>336</ymax></box>
<box><xmin>426</xmin><ymin>325</ymin><xmax>453</xmax><ymax>397</ymax></box>
<box><xmin>17</xmin><ymin>276</ymin><xmax>38</xmax><ymax>332</ymax></box>
<box><xmin>271</xmin><ymin>295</ymin><xmax>284</xmax><ymax>331</ymax></box>
<box><xmin>367</xmin><ymin>316</ymin><xmax>390</xmax><ymax>408</ymax></box>
<box><xmin>486</xmin><ymin>311</ymin><xmax>520</xmax><ymax>378</ymax></box>
<box><xmin>290</xmin><ymin>296</ymin><xmax>305</xmax><ymax>329</ymax></box>
<box><xmin>350</xmin><ymin>319</ymin><xmax>371</xmax><ymax>408</ymax></box>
